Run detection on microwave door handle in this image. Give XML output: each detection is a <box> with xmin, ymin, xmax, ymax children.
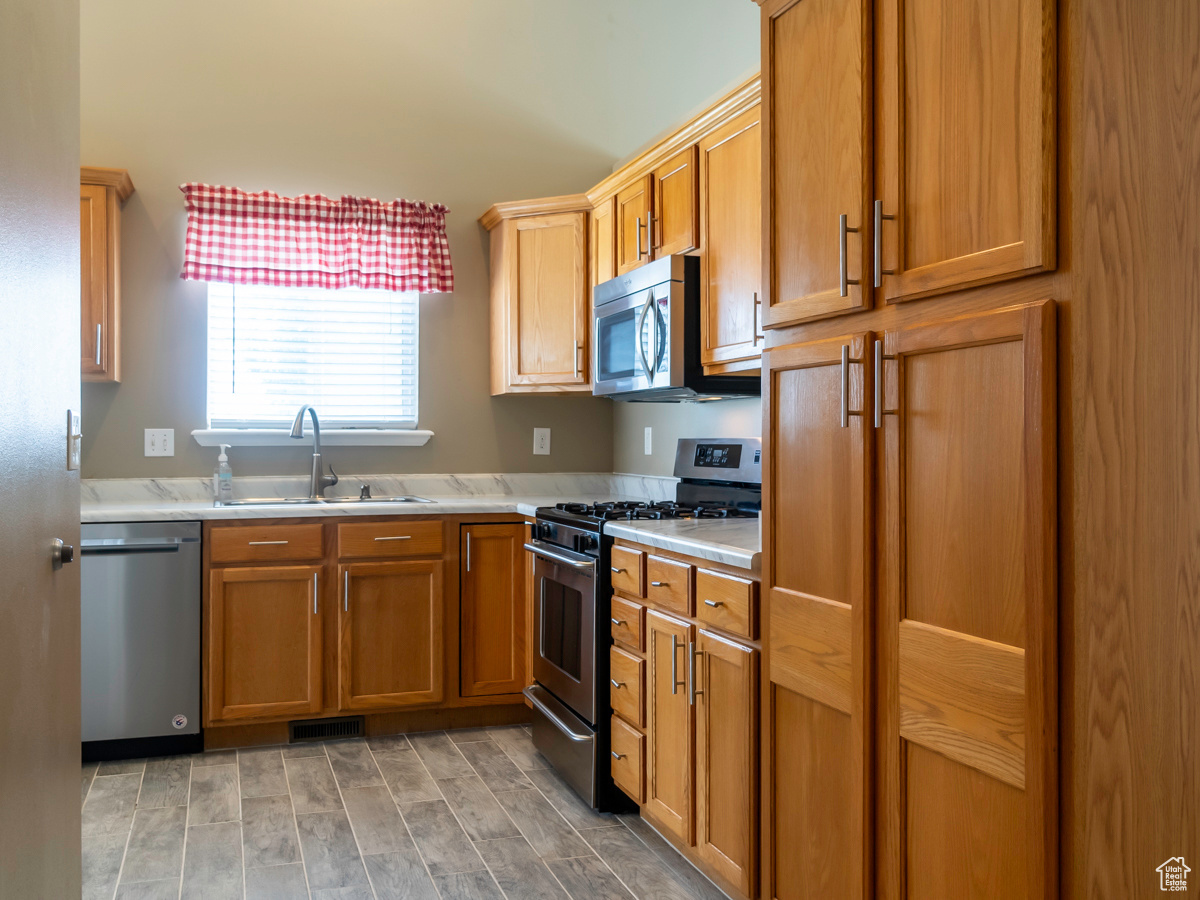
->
<box><xmin>651</xmin><ymin>301</ymin><xmax>666</xmax><ymax>379</ymax></box>
<box><xmin>637</xmin><ymin>294</ymin><xmax>655</xmax><ymax>378</ymax></box>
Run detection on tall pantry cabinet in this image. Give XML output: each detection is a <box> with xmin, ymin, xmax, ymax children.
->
<box><xmin>757</xmin><ymin>0</ymin><xmax>1058</xmax><ymax>897</ymax></box>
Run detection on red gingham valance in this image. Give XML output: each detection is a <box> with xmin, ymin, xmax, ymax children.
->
<box><xmin>179</xmin><ymin>184</ymin><xmax>454</xmax><ymax>293</ymax></box>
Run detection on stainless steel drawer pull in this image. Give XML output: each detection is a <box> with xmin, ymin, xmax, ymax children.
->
<box><xmin>704</xmin><ymin>599</ymin><xmax>724</xmax><ymax>608</ymax></box>
<box><xmin>611</xmin><ymin>751</ymin><xmax>626</xmax><ymax>760</ymax></box>
<box><xmin>611</xmin><ymin>566</ymin><xmax>625</xmax><ymax>574</ymax></box>
<box><xmin>611</xmin><ymin>679</ymin><xmax>625</xmax><ymax>688</ymax></box>
<box><xmin>374</xmin><ymin>535</ymin><xmax>412</xmax><ymax>542</ymax></box>
<box><xmin>841</xmin><ymin>345</ymin><xmax>864</xmax><ymax>428</ymax></box>
<box><xmin>313</xmin><ymin>572</ymin><xmax>318</xmax><ymax>614</ymax></box>
<box><xmin>874</xmin><ymin>199</ymin><xmax>896</xmax><ymax>288</ymax></box>
<box><xmin>343</xmin><ymin>570</ymin><xmax>349</xmax><ymax>612</ymax></box>
<box><xmin>248</xmin><ymin>540</ymin><xmax>288</xmax><ymax>546</ymax></box>
<box><xmin>611</xmin><ymin>618</ymin><xmax>626</xmax><ymax>626</ymax></box>
<box><xmin>650</xmin><ymin>581</ymin><xmax>668</xmax><ymax>587</ymax></box>
<box><xmin>874</xmin><ymin>339</ymin><xmax>899</xmax><ymax>427</ymax></box>
<box><xmin>839</xmin><ymin>213</ymin><xmax>861</xmax><ymax>298</ymax></box>
<box><xmin>671</xmin><ymin>634</ymin><xmax>686</xmax><ymax>695</ymax></box>
<box><xmin>94</xmin><ymin>323</ymin><xmax>102</xmax><ymax>366</ymax></box>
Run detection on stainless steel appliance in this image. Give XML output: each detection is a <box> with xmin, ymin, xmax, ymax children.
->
<box><xmin>81</xmin><ymin>521</ymin><xmax>203</xmax><ymax>760</ymax></box>
<box><xmin>525</xmin><ymin>437</ymin><xmax>762</xmax><ymax>811</ymax></box>
<box><xmin>592</xmin><ymin>255</ymin><xmax>760</xmax><ymax>401</ymax></box>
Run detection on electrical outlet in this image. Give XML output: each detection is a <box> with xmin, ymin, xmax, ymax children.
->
<box><xmin>644</xmin><ymin>426</ymin><xmax>653</xmax><ymax>455</ymax></box>
<box><xmin>533</xmin><ymin>427</ymin><xmax>551</xmax><ymax>456</ymax></box>
<box><xmin>144</xmin><ymin>428</ymin><xmax>175</xmax><ymax>457</ymax></box>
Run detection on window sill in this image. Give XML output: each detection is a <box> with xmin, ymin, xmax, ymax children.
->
<box><xmin>191</xmin><ymin>428</ymin><xmax>434</xmax><ymax>448</ymax></box>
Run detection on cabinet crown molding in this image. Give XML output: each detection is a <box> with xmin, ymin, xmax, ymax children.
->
<box><xmin>81</xmin><ymin>166</ymin><xmax>135</xmax><ymax>202</ymax></box>
<box><xmin>478</xmin><ymin>193</ymin><xmax>592</xmax><ymax>231</ymax></box>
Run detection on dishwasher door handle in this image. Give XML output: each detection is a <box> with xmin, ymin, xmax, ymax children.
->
<box><xmin>81</xmin><ymin>541</ymin><xmax>188</xmax><ymax>553</ymax></box>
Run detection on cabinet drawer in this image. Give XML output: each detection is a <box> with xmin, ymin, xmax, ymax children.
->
<box><xmin>610</xmin><ymin>646</ymin><xmax>645</xmax><ymax>728</ymax></box>
<box><xmin>611</xmin><ymin>715</ymin><xmax>645</xmax><ymax>803</ymax></box>
<box><xmin>610</xmin><ymin>546</ymin><xmax>645</xmax><ymax>597</ymax></box>
<box><xmin>647</xmin><ymin>555</ymin><xmax>693</xmax><ymax>616</ymax></box>
<box><xmin>337</xmin><ymin>521</ymin><xmax>444</xmax><ymax>559</ymax></box>
<box><xmin>611</xmin><ymin>596</ymin><xmax>645</xmax><ymax>651</ymax></box>
<box><xmin>209</xmin><ymin>524</ymin><xmax>324</xmax><ymax>564</ymax></box>
<box><xmin>695</xmin><ymin>568</ymin><xmax>757</xmax><ymax>639</ymax></box>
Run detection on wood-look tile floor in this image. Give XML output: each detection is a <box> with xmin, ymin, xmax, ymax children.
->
<box><xmin>81</xmin><ymin>725</ymin><xmax>729</xmax><ymax>900</ymax></box>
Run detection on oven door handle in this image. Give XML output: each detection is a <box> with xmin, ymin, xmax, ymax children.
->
<box><xmin>523</xmin><ymin>541</ymin><xmax>596</xmax><ymax>571</ymax></box>
<box><xmin>523</xmin><ymin>686</ymin><xmax>594</xmax><ymax>743</ymax></box>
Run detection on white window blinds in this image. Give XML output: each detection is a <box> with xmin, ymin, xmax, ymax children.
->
<box><xmin>206</xmin><ymin>283</ymin><xmax>419</xmax><ymax>429</ymax></box>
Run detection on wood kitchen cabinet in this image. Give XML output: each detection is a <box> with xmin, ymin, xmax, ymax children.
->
<box><xmin>761</xmin><ymin>301</ymin><xmax>1056</xmax><ymax>900</ymax></box>
<box><xmin>80</xmin><ymin>166</ymin><xmax>133</xmax><ymax>381</ymax></box>
<box><xmin>645</xmin><ymin>609</ymin><xmax>695</xmax><ymax>844</ymax></box>
<box><xmin>651</xmin><ymin>146</ymin><xmax>699</xmax><ymax>258</ymax></box>
<box><xmin>615</xmin><ymin>176</ymin><xmax>653</xmax><ymax>275</ymax></box>
<box><xmin>207</xmin><ymin>565</ymin><xmax>323</xmax><ymax>723</ymax></box>
<box><xmin>698</xmin><ymin>106</ymin><xmax>762</xmax><ymax>372</ymax></box>
<box><xmin>591</xmin><ymin>196</ymin><xmax>617</xmax><ymax>291</ymax></box>
<box><xmin>460</xmin><ymin>523</ymin><xmax>526</xmax><ymax>697</ymax></box>
<box><xmin>337</xmin><ymin>560</ymin><xmax>444</xmax><ymax>710</ymax></box>
<box><xmin>480</xmin><ymin>196</ymin><xmax>591</xmax><ymax>394</ymax></box>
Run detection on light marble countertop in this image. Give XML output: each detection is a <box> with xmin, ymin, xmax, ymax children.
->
<box><xmin>603</xmin><ymin>518</ymin><xmax>761</xmax><ymax>572</ymax></box>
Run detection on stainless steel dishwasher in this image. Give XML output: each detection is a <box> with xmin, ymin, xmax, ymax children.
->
<box><xmin>81</xmin><ymin>521</ymin><xmax>203</xmax><ymax>760</ymax></box>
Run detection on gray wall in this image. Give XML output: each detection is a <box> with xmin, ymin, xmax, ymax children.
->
<box><xmin>79</xmin><ymin>0</ymin><xmax>759</xmax><ymax>478</ymax></box>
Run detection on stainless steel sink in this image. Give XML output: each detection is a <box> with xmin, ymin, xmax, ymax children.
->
<box><xmin>216</xmin><ymin>495</ymin><xmax>432</xmax><ymax>508</ymax></box>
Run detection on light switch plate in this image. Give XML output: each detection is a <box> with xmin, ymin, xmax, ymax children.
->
<box><xmin>66</xmin><ymin>410</ymin><xmax>81</xmax><ymax>471</ymax></box>
<box><xmin>644</xmin><ymin>426</ymin><xmax>652</xmax><ymax>455</ymax></box>
<box><xmin>533</xmin><ymin>427</ymin><xmax>551</xmax><ymax>456</ymax></box>
<box><xmin>144</xmin><ymin>428</ymin><xmax>175</xmax><ymax>457</ymax></box>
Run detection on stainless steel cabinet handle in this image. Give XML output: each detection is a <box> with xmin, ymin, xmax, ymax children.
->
<box><xmin>466</xmin><ymin>532</ymin><xmax>471</xmax><ymax>572</ymax></box>
<box><xmin>374</xmin><ymin>535</ymin><xmax>411</xmax><ymax>542</ymax></box>
<box><xmin>753</xmin><ymin>292</ymin><xmax>763</xmax><ymax>344</ymax></box>
<box><xmin>611</xmin><ymin>618</ymin><xmax>626</xmax><ymax>626</ymax></box>
<box><xmin>343</xmin><ymin>570</ymin><xmax>349</xmax><ymax>612</ymax></box>
<box><xmin>689</xmin><ymin>641</ymin><xmax>703</xmax><ymax>706</ymax></box>
<box><xmin>874</xmin><ymin>200</ymin><xmax>896</xmax><ymax>288</ymax></box>
<box><xmin>94</xmin><ymin>323</ymin><xmax>102</xmax><ymax>366</ymax></box>
<box><xmin>650</xmin><ymin>581</ymin><xmax>668</xmax><ymax>587</ymax></box>
<box><xmin>611</xmin><ymin>567</ymin><xmax>625</xmax><ymax>574</ymax></box>
<box><xmin>313</xmin><ymin>573</ymin><xmax>318</xmax><ymax>615</ymax></box>
<box><xmin>704</xmin><ymin>599</ymin><xmax>723</xmax><ymax>608</ymax></box>
<box><xmin>671</xmin><ymin>634</ymin><xmax>685</xmax><ymax>695</ymax></box>
<box><xmin>650</xmin><ymin>215</ymin><xmax>659</xmax><ymax>251</ymax></box>
<box><xmin>839</xmin><ymin>214</ymin><xmax>861</xmax><ymax>298</ymax></box>
<box><xmin>574</xmin><ymin>341</ymin><xmax>583</xmax><ymax>379</ymax></box>
<box><xmin>611</xmin><ymin>679</ymin><xmax>625</xmax><ymax>688</ymax></box>
<box><xmin>249</xmin><ymin>540</ymin><xmax>288</xmax><ymax>546</ymax></box>
<box><xmin>841</xmin><ymin>345</ymin><xmax>864</xmax><ymax>428</ymax></box>
<box><xmin>874</xmin><ymin>339</ymin><xmax>898</xmax><ymax>427</ymax></box>
<box><xmin>636</xmin><ymin>216</ymin><xmax>645</xmax><ymax>261</ymax></box>
<box><xmin>611</xmin><ymin>751</ymin><xmax>626</xmax><ymax>760</ymax></box>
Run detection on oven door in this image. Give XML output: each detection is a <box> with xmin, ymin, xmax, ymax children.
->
<box><xmin>525</xmin><ymin>539</ymin><xmax>598</xmax><ymax>724</ymax></box>
<box><xmin>593</xmin><ymin>286</ymin><xmax>668</xmax><ymax>397</ymax></box>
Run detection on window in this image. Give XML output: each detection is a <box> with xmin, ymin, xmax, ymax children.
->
<box><xmin>206</xmin><ymin>283</ymin><xmax>419</xmax><ymax>429</ymax></box>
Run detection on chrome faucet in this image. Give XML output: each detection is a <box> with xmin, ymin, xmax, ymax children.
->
<box><xmin>290</xmin><ymin>405</ymin><xmax>338</xmax><ymax>498</ymax></box>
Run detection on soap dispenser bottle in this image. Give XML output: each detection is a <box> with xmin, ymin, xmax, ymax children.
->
<box><xmin>214</xmin><ymin>444</ymin><xmax>234</xmax><ymax>505</ymax></box>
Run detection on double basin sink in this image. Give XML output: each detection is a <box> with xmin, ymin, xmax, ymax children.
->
<box><xmin>217</xmin><ymin>495</ymin><xmax>433</xmax><ymax>508</ymax></box>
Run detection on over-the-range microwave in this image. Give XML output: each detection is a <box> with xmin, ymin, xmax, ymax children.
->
<box><xmin>591</xmin><ymin>255</ymin><xmax>760</xmax><ymax>401</ymax></box>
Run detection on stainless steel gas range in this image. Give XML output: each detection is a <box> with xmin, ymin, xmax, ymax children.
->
<box><xmin>523</xmin><ymin>437</ymin><xmax>762</xmax><ymax>811</ymax></box>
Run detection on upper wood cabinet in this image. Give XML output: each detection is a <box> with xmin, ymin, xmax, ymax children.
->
<box><xmin>460</xmin><ymin>523</ymin><xmax>526</xmax><ymax>697</ymax></box>
<box><xmin>481</xmin><ymin>196</ymin><xmax>591</xmax><ymax>395</ymax></box>
<box><xmin>762</xmin><ymin>0</ymin><xmax>871</xmax><ymax>329</ymax></box>
<box><xmin>337</xmin><ymin>560</ymin><xmax>444</xmax><ymax>710</ymax></box>
<box><xmin>615</xmin><ymin>176</ymin><xmax>653</xmax><ymax>275</ymax></box>
<box><xmin>207</xmin><ymin>565</ymin><xmax>323</xmax><ymax>724</ymax></box>
<box><xmin>699</xmin><ymin>106</ymin><xmax>763</xmax><ymax>373</ymax></box>
<box><xmin>651</xmin><ymin>146</ymin><xmax>699</xmax><ymax>258</ymax></box>
<box><xmin>875</xmin><ymin>0</ymin><xmax>1056</xmax><ymax>303</ymax></box>
<box><xmin>80</xmin><ymin>166</ymin><xmax>133</xmax><ymax>382</ymax></box>
<box><xmin>591</xmin><ymin>196</ymin><xmax>617</xmax><ymax>292</ymax></box>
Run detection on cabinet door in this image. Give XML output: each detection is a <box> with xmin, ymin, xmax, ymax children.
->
<box><xmin>615</xmin><ymin>176</ymin><xmax>652</xmax><ymax>275</ymax></box>
<box><xmin>695</xmin><ymin>630</ymin><xmax>759</xmax><ymax>897</ymax></box>
<box><xmin>762</xmin><ymin>0</ymin><xmax>872</xmax><ymax>327</ymax></box>
<box><xmin>762</xmin><ymin>332</ymin><xmax>873</xmax><ymax>900</ymax></box>
<box><xmin>80</xmin><ymin>183</ymin><xmax>113</xmax><ymax>380</ymax></box>
<box><xmin>699</xmin><ymin>106</ymin><xmax>762</xmax><ymax>371</ymax></box>
<box><xmin>207</xmin><ymin>565</ymin><xmax>323</xmax><ymax>723</ymax></box>
<box><xmin>338</xmin><ymin>560</ymin><xmax>444</xmax><ymax>710</ymax></box>
<box><xmin>507</xmin><ymin>212</ymin><xmax>588</xmax><ymax>388</ymax></box>
<box><xmin>875</xmin><ymin>0</ymin><xmax>1055</xmax><ymax>302</ymax></box>
<box><xmin>645</xmin><ymin>610</ymin><xmax>694</xmax><ymax>844</ymax></box>
<box><xmin>591</xmin><ymin>196</ymin><xmax>616</xmax><ymax>291</ymax></box>
<box><xmin>461</xmin><ymin>523</ymin><xmax>526</xmax><ymax>697</ymax></box>
<box><xmin>877</xmin><ymin>302</ymin><xmax>1056</xmax><ymax>900</ymax></box>
<box><xmin>652</xmin><ymin>146</ymin><xmax>698</xmax><ymax>257</ymax></box>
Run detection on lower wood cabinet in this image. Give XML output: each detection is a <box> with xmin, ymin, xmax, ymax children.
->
<box><xmin>695</xmin><ymin>630</ymin><xmax>759</xmax><ymax>897</ymax></box>
<box><xmin>338</xmin><ymin>560</ymin><xmax>444</xmax><ymax>710</ymax></box>
<box><xmin>645</xmin><ymin>609</ymin><xmax>696</xmax><ymax>845</ymax></box>
<box><xmin>207</xmin><ymin>565</ymin><xmax>323</xmax><ymax>722</ymax></box>
<box><xmin>460</xmin><ymin>523</ymin><xmax>526</xmax><ymax>697</ymax></box>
